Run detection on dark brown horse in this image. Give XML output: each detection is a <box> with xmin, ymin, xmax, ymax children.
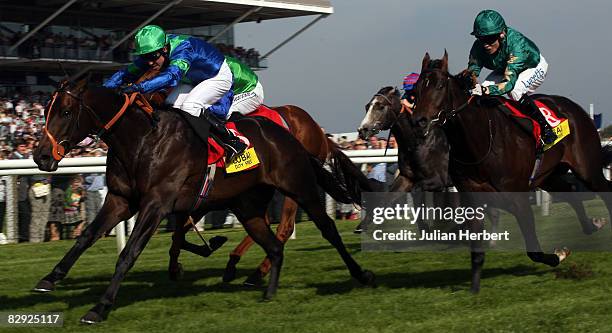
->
<box><xmin>408</xmin><ymin>51</ymin><xmax>612</xmax><ymax>292</ymax></box>
<box><xmin>220</xmin><ymin>106</ymin><xmax>371</xmax><ymax>285</ymax></box>
<box><xmin>32</xmin><ymin>80</ymin><xmax>375</xmax><ymax>323</ymax></box>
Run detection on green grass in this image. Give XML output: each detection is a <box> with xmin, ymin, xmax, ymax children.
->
<box><xmin>1</xmin><ymin>218</ymin><xmax>612</xmax><ymax>333</ymax></box>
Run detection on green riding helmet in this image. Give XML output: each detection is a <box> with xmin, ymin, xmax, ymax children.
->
<box><xmin>133</xmin><ymin>25</ymin><xmax>167</xmax><ymax>55</ymax></box>
<box><xmin>471</xmin><ymin>9</ymin><xmax>506</xmax><ymax>37</ymax></box>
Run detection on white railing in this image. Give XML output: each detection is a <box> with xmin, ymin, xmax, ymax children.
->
<box><xmin>1</xmin><ymin>144</ymin><xmax>610</xmax><ymax>248</ymax></box>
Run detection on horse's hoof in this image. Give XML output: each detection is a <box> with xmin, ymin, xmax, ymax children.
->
<box><xmin>243</xmin><ymin>272</ymin><xmax>264</xmax><ymax>287</ymax></box>
<box><xmin>169</xmin><ymin>263</ymin><xmax>184</xmax><ymax>281</ymax></box>
<box><xmin>554</xmin><ymin>247</ymin><xmax>571</xmax><ymax>263</ymax></box>
<box><xmin>210</xmin><ymin>236</ymin><xmax>228</xmax><ymax>252</ymax></box>
<box><xmin>261</xmin><ymin>292</ymin><xmax>275</xmax><ymax>302</ymax></box>
<box><xmin>32</xmin><ymin>279</ymin><xmax>55</xmax><ymax>293</ymax></box>
<box><xmin>593</xmin><ymin>218</ymin><xmax>608</xmax><ymax>231</ymax></box>
<box><xmin>80</xmin><ymin>311</ymin><xmax>104</xmax><ymax>325</ymax></box>
<box><xmin>223</xmin><ymin>256</ymin><xmax>240</xmax><ymax>283</ymax></box>
<box><xmin>358</xmin><ymin>270</ymin><xmax>376</xmax><ymax>287</ymax></box>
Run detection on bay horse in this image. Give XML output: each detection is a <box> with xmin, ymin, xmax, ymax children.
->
<box><xmin>134</xmin><ymin>70</ymin><xmax>371</xmax><ymax>285</ymax></box>
<box><xmin>221</xmin><ymin>107</ymin><xmax>371</xmax><ymax>285</ymax></box>
<box><xmin>173</xmin><ymin>106</ymin><xmax>371</xmax><ymax>285</ymax></box>
<box><xmin>407</xmin><ymin>51</ymin><xmax>612</xmax><ymax>292</ymax></box>
<box><xmin>32</xmin><ymin>79</ymin><xmax>375</xmax><ymax>323</ymax></box>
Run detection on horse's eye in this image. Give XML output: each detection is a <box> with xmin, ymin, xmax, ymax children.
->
<box><xmin>62</xmin><ymin>109</ymin><xmax>70</xmax><ymax>117</ymax></box>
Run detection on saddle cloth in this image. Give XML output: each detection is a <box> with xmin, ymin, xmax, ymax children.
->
<box><xmin>499</xmin><ymin>98</ymin><xmax>570</xmax><ymax>151</ymax></box>
<box><xmin>207</xmin><ymin>105</ymin><xmax>289</xmax><ymax>167</ymax></box>
<box><xmin>192</xmin><ymin>105</ymin><xmax>290</xmax><ymax>211</ymax></box>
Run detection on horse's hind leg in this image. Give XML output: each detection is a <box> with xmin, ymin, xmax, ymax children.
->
<box><xmin>33</xmin><ymin>193</ymin><xmax>134</xmax><ymax>293</ymax></box>
<box><xmin>541</xmin><ymin>175</ymin><xmax>606</xmax><ymax>234</ymax></box>
<box><xmin>169</xmin><ymin>215</ymin><xmax>228</xmax><ymax>280</ymax></box>
<box><xmin>566</xmin><ymin>165</ymin><xmax>612</xmax><ymax>231</ymax></box>
<box><xmin>231</xmin><ymin>189</ymin><xmax>283</xmax><ymax>299</ymax></box>
<box><xmin>293</xmin><ymin>193</ymin><xmax>374</xmax><ymax>286</ymax></box>
<box><xmin>509</xmin><ymin>194</ymin><xmax>565</xmax><ymax>267</ymax></box>
<box><xmin>81</xmin><ymin>200</ymin><xmax>168</xmax><ymax>324</ymax></box>
<box><xmin>237</xmin><ymin>197</ymin><xmax>298</xmax><ymax>285</ymax></box>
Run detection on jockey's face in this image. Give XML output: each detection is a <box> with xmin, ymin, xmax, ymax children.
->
<box><xmin>142</xmin><ymin>46</ymin><xmax>168</xmax><ymax>70</ymax></box>
<box><xmin>478</xmin><ymin>34</ymin><xmax>501</xmax><ymax>55</ymax></box>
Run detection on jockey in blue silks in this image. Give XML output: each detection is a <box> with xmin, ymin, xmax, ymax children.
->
<box><xmin>103</xmin><ymin>25</ymin><xmax>247</xmax><ymax>162</ymax></box>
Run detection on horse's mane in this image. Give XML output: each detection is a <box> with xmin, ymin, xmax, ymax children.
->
<box><xmin>376</xmin><ymin>86</ymin><xmax>400</xmax><ymax>97</ymax></box>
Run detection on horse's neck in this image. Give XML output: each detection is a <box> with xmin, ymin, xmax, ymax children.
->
<box><xmin>100</xmin><ymin>102</ymin><xmax>154</xmax><ymax>171</ymax></box>
<box><xmin>391</xmin><ymin>116</ymin><xmax>416</xmax><ymax>153</ymax></box>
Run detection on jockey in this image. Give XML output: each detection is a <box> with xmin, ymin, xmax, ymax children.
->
<box><xmin>225</xmin><ymin>56</ymin><xmax>265</xmax><ymax>118</ymax></box>
<box><xmin>102</xmin><ymin>25</ymin><xmax>247</xmax><ymax>162</ymax></box>
<box><xmin>401</xmin><ymin>72</ymin><xmax>419</xmax><ymax>112</ymax></box>
<box><xmin>467</xmin><ymin>9</ymin><xmax>556</xmax><ymax>145</ymax></box>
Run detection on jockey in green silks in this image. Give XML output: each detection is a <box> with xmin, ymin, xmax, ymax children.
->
<box><xmin>467</xmin><ymin>9</ymin><xmax>556</xmax><ymax>145</ymax></box>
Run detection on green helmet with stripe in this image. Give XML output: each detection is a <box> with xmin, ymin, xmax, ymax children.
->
<box><xmin>471</xmin><ymin>10</ymin><xmax>507</xmax><ymax>37</ymax></box>
<box><xmin>133</xmin><ymin>25</ymin><xmax>167</xmax><ymax>55</ymax></box>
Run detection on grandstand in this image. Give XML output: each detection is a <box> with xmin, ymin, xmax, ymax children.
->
<box><xmin>0</xmin><ymin>0</ymin><xmax>333</xmax><ymax>94</ymax></box>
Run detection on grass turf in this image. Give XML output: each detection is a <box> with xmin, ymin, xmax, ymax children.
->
<box><xmin>1</xmin><ymin>216</ymin><xmax>612</xmax><ymax>332</ymax></box>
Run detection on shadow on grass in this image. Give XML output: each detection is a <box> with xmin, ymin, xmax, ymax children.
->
<box><xmin>307</xmin><ymin>264</ymin><xmax>551</xmax><ymax>295</ymax></box>
<box><xmin>0</xmin><ymin>266</ymin><xmax>265</xmax><ymax>313</ymax></box>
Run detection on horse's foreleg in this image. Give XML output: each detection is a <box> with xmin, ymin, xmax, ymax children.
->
<box><xmin>169</xmin><ymin>214</ymin><xmax>189</xmax><ymax>281</ymax></box>
<box><xmin>80</xmin><ymin>200</ymin><xmax>167</xmax><ymax>324</ymax></box>
<box><xmin>33</xmin><ymin>193</ymin><xmax>134</xmax><ymax>293</ymax></box>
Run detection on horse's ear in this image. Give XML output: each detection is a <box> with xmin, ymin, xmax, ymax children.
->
<box><xmin>74</xmin><ymin>77</ymin><xmax>88</xmax><ymax>92</ymax></box>
<box><xmin>393</xmin><ymin>87</ymin><xmax>401</xmax><ymax>96</ymax></box>
<box><xmin>441</xmin><ymin>49</ymin><xmax>448</xmax><ymax>72</ymax></box>
<box><xmin>421</xmin><ymin>52</ymin><xmax>431</xmax><ymax>71</ymax></box>
<box><xmin>58</xmin><ymin>79</ymin><xmax>70</xmax><ymax>90</ymax></box>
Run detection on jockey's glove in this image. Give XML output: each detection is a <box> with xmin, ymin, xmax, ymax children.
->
<box><xmin>470</xmin><ymin>84</ymin><xmax>483</xmax><ymax>96</ymax></box>
<box><xmin>121</xmin><ymin>83</ymin><xmax>142</xmax><ymax>94</ymax></box>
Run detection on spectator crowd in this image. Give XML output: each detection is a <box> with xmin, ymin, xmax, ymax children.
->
<box><xmin>1</xmin><ymin>30</ymin><xmax>264</xmax><ymax>67</ymax></box>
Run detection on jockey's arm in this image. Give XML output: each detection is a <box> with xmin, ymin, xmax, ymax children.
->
<box><xmin>102</xmin><ymin>59</ymin><xmax>148</xmax><ymax>89</ymax></box>
<box><xmin>486</xmin><ymin>47</ymin><xmax>530</xmax><ymax>96</ymax></box>
<box><xmin>467</xmin><ymin>41</ymin><xmax>484</xmax><ymax>78</ymax></box>
<box><xmin>137</xmin><ymin>51</ymin><xmax>192</xmax><ymax>93</ymax></box>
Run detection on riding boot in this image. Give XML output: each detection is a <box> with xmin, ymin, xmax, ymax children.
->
<box><xmin>202</xmin><ymin>110</ymin><xmax>248</xmax><ymax>163</ymax></box>
<box><xmin>181</xmin><ymin>112</ymin><xmax>211</xmax><ymax>144</ymax></box>
<box><xmin>520</xmin><ymin>95</ymin><xmax>557</xmax><ymax>145</ymax></box>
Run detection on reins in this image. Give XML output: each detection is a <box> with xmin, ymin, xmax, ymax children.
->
<box><xmin>421</xmin><ymin>71</ymin><xmax>494</xmax><ymax>166</ymax></box>
<box><xmin>44</xmin><ymin>89</ymin><xmax>154</xmax><ymax>161</ymax></box>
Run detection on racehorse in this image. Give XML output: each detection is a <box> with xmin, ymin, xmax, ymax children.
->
<box><xmin>222</xmin><ymin>106</ymin><xmax>371</xmax><ymax>285</ymax></box>
<box><xmin>32</xmin><ymin>79</ymin><xmax>375</xmax><ymax>323</ymax></box>
<box><xmin>406</xmin><ymin>51</ymin><xmax>612</xmax><ymax>292</ymax></box>
<box><xmin>172</xmin><ymin>105</ymin><xmax>372</xmax><ymax>285</ymax></box>
<box><xmin>357</xmin><ymin>86</ymin><xmax>451</xmax><ymax>192</ymax></box>
<box><xmin>133</xmin><ymin>70</ymin><xmax>371</xmax><ymax>285</ymax></box>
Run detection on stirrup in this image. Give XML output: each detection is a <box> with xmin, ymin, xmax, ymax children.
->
<box><xmin>224</xmin><ymin>141</ymin><xmax>247</xmax><ymax>163</ymax></box>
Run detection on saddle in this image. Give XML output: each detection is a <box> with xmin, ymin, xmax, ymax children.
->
<box><xmin>493</xmin><ymin>96</ymin><xmax>570</xmax><ymax>151</ymax></box>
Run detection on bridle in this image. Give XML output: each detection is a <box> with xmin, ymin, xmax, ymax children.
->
<box><xmin>418</xmin><ymin>69</ymin><xmax>494</xmax><ymax>166</ymax></box>
<box><xmin>44</xmin><ymin>86</ymin><xmax>152</xmax><ymax>161</ymax></box>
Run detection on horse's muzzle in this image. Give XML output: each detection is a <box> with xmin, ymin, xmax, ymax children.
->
<box><xmin>33</xmin><ymin>149</ymin><xmax>59</xmax><ymax>172</ymax></box>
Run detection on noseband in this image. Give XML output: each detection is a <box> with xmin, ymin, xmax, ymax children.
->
<box><xmin>44</xmin><ymin>88</ymin><xmax>153</xmax><ymax>161</ymax></box>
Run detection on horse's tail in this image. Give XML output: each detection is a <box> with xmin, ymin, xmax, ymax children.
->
<box><xmin>326</xmin><ymin>139</ymin><xmax>372</xmax><ymax>203</ymax></box>
<box><xmin>309</xmin><ymin>155</ymin><xmax>357</xmax><ymax>205</ymax></box>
